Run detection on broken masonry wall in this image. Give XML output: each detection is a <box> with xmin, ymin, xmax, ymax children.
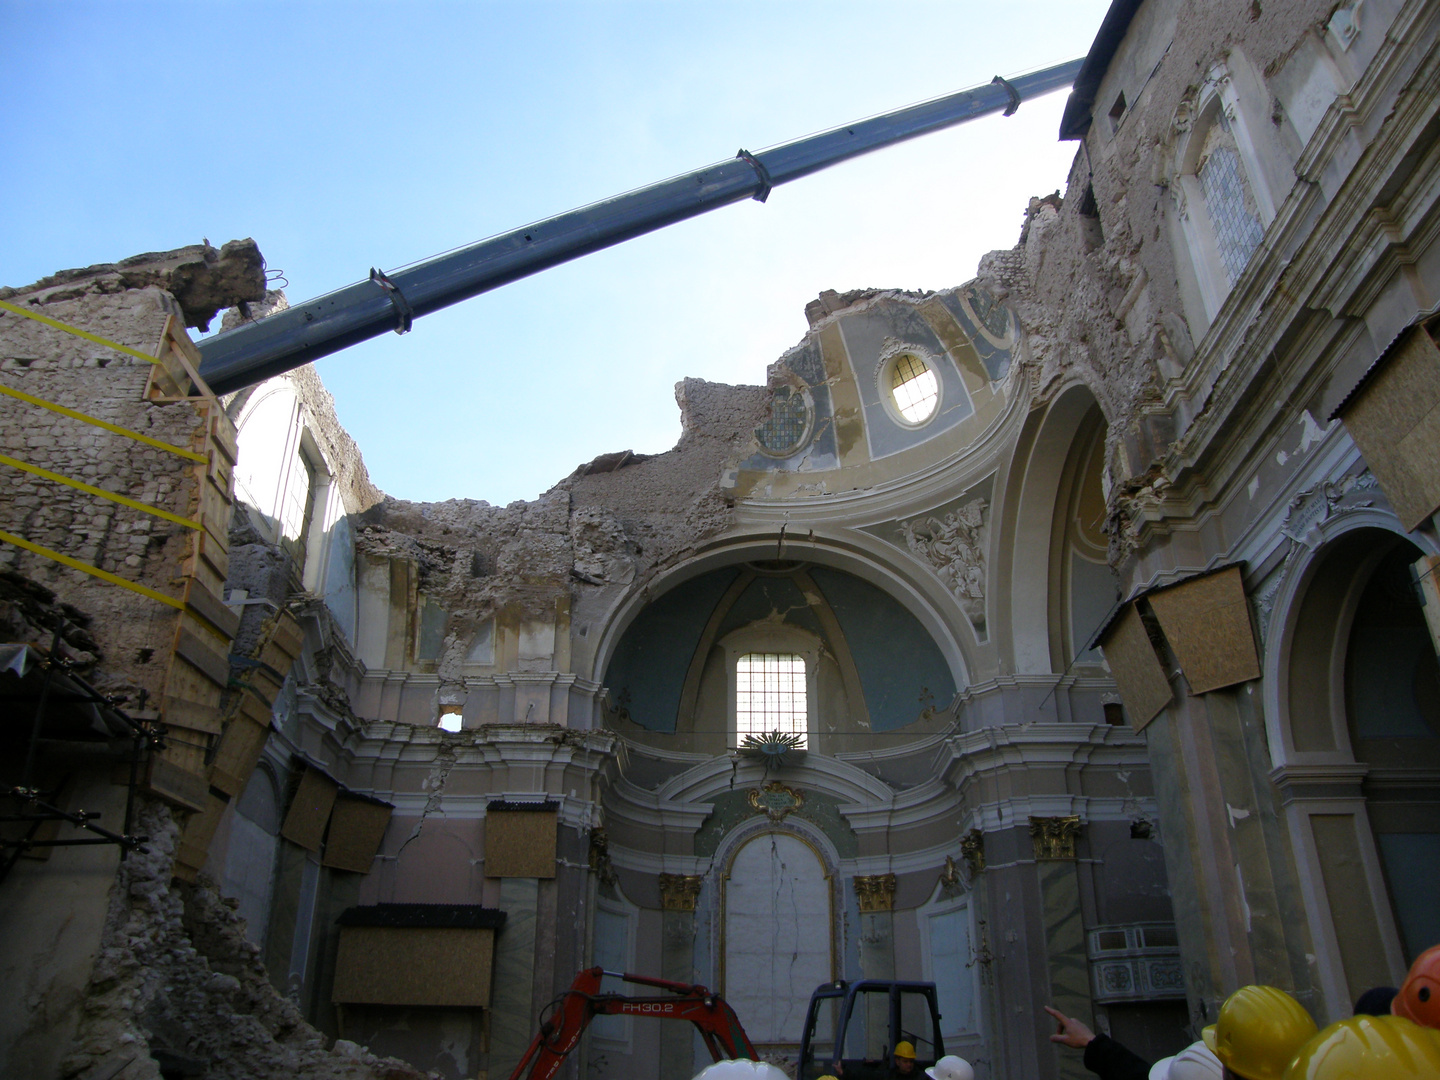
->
<box><xmin>0</xmin><ymin>280</ymin><xmax>211</xmax><ymax>701</ymax></box>
<box><xmin>0</xmin><ymin>250</ymin><xmax>434</xmax><ymax>1080</ymax></box>
<box><xmin>973</xmin><ymin>0</ymin><xmax>1340</xmax><ymax>552</ymax></box>
<box><xmin>342</xmin><ymin>375</ymin><xmax>768</xmax><ymax>701</ymax></box>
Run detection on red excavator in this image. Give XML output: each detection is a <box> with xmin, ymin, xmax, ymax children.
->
<box><xmin>506</xmin><ymin>967</ymin><xmax>758</xmax><ymax>1080</ymax></box>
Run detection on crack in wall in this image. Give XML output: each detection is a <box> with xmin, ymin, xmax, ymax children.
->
<box><xmin>396</xmin><ymin>741</ymin><xmax>458</xmax><ymax>855</ymax></box>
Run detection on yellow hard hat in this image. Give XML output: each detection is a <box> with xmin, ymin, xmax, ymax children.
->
<box><xmin>894</xmin><ymin>1041</ymin><xmax>917</xmax><ymax>1060</ymax></box>
<box><xmin>1201</xmin><ymin>986</ymin><xmax>1317</xmax><ymax>1080</ymax></box>
<box><xmin>1282</xmin><ymin>1014</ymin><xmax>1440</xmax><ymax>1079</ymax></box>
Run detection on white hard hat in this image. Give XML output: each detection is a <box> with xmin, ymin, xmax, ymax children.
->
<box><xmin>923</xmin><ymin>1055</ymin><xmax>974</xmax><ymax>1080</ymax></box>
<box><xmin>690</xmin><ymin>1059</ymin><xmax>791</xmax><ymax>1080</ymax></box>
<box><xmin>1149</xmin><ymin>1041</ymin><xmax>1223</xmax><ymax>1080</ymax></box>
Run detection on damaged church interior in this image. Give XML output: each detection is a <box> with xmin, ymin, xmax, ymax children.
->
<box><xmin>4</xmin><ymin>1</ymin><xmax>1440</xmax><ymax>1078</ymax></box>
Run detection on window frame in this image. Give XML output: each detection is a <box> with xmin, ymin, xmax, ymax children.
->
<box><xmin>721</xmin><ymin>624</ymin><xmax>821</xmax><ymax>750</ymax></box>
<box><xmin>876</xmin><ymin>344</ymin><xmax>944</xmax><ymax>430</ymax></box>
<box><xmin>1169</xmin><ymin>61</ymin><xmax>1279</xmax><ymax>323</ymax></box>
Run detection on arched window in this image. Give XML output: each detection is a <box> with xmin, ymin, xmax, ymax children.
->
<box><xmin>1169</xmin><ymin>60</ymin><xmax>1280</xmax><ymax>323</ymax></box>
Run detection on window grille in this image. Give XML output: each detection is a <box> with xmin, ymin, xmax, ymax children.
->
<box><xmin>736</xmin><ymin>652</ymin><xmax>807</xmax><ymax>747</ymax></box>
<box><xmin>1199</xmin><ymin>139</ymin><xmax>1265</xmax><ymax>284</ymax></box>
<box><xmin>891</xmin><ymin>354</ymin><xmax>938</xmax><ymax>423</ymax></box>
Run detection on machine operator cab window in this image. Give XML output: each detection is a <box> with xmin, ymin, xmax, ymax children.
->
<box><xmin>798</xmin><ymin>981</ymin><xmax>945</xmax><ymax>1080</ymax></box>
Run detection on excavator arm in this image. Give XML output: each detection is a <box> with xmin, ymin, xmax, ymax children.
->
<box><xmin>507</xmin><ymin>967</ymin><xmax>758</xmax><ymax>1080</ymax></box>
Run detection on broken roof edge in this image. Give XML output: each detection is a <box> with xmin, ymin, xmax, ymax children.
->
<box><xmin>1058</xmin><ymin>0</ymin><xmax>1145</xmax><ymax>141</ymax></box>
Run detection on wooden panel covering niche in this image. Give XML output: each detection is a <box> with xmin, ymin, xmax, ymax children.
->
<box><xmin>1147</xmin><ymin>566</ymin><xmax>1260</xmax><ymax>694</ymax></box>
<box><xmin>484</xmin><ymin>806</ymin><xmax>557</xmax><ymax>878</ymax></box>
<box><xmin>1337</xmin><ymin>323</ymin><xmax>1440</xmax><ymax>530</ymax></box>
<box><xmin>323</xmin><ymin>795</ymin><xmax>394</xmax><ymax>873</ymax></box>
<box><xmin>1098</xmin><ymin>603</ymin><xmax>1172</xmax><ymax>731</ymax></box>
<box><xmin>281</xmin><ymin>765</ymin><xmax>339</xmax><ymax>852</ymax></box>
<box><xmin>332</xmin><ymin>927</ymin><xmax>494</xmax><ymax>1007</ymax></box>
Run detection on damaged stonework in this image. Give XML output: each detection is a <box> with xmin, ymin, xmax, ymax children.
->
<box><xmin>2</xmin><ymin>240</ymin><xmax>267</xmax><ymax>333</ymax></box>
<box><xmin>350</xmin><ymin>374</ymin><xmax>769</xmax><ymax>688</ymax></box>
<box><xmin>0</xmin><ymin>247</ymin><xmax>435</xmax><ymax>1080</ymax></box>
<box><xmin>63</xmin><ymin>801</ymin><xmax>428</xmax><ymax>1080</ymax></box>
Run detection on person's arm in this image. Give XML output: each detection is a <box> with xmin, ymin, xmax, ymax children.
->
<box><xmin>1043</xmin><ymin>1006</ymin><xmax>1150</xmax><ymax>1080</ymax></box>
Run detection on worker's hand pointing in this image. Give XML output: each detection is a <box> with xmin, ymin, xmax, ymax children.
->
<box><xmin>1043</xmin><ymin>1006</ymin><xmax>1095</xmax><ymax>1049</ymax></box>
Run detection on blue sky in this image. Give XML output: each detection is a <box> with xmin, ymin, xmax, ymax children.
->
<box><xmin>1</xmin><ymin>1</ymin><xmax>1111</xmax><ymax>505</ymax></box>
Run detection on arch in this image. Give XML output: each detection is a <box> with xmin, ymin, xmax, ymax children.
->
<box><xmin>593</xmin><ymin>535</ymin><xmax>972</xmax><ymax>719</ymax></box>
<box><xmin>1263</xmin><ymin>514</ymin><xmax>1440</xmax><ymax>1015</ymax></box>
<box><xmin>1263</xmin><ymin>512</ymin><xmax>1440</xmax><ymax>767</ymax></box>
<box><xmin>716</xmin><ymin>824</ymin><xmax>837</xmax><ymax>1047</ymax></box>
<box><xmin>590</xmin><ymin>541</ymin><xmax>973</xmax><ymax>743</ymax></box>
<box><xmin>1005</xmin><ymin>382</ymin><xmax>1111</xmax><ymax>675</ymax></box>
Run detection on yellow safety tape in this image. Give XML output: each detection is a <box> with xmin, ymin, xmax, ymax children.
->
<box><xmin>0</xmin><ymin>453</ymin><xmax>202</xmax><ymax>531</ymax></box>
<box><xmin>0</xmin><ymin>384</ymin><xmax>208</xmax><ymax>463</ymax></box>
<box><xmin>0</xmin><ymin>528</ymin><xmax>185</xmax><ymax>610</ymax></box>
<box><xmin>0</xmin><ymin>298</ymin><xmax>161</xmax><ymax>367</ymax></box>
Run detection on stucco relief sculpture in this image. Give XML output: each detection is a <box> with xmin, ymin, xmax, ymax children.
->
<box><xmin>898</xmin><ymin>497</ymin><xmax>989</xmax><ymax>630</ymax></box>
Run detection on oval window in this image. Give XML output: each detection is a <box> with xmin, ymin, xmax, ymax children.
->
<box><xmin>890</xmin><ymin>353</ymin><xmax>938</xmax><ymax>424</ymax></box>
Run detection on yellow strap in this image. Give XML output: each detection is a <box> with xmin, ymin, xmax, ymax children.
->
<box><xmin>0</xmin><ymin>528</ymin><xmax>185</xmax><ymax>610</ymax></box>
<box><xmin>0</xmin><ymin>383</ymin><xmax>208</xmax><ymax>463</ymax></box>
<box><xmin>0</xmin><ymin>297</ymin><xmax>161</xmax><ymax>367</ymax></box>
<box><xmin>0</xmin><ymin>453</ymin><xmax>201</xmax><ymax>530</ymax></box>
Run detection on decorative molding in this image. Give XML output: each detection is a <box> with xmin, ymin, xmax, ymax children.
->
<box><xmin>854</xmin><ymin>873</ymin><xmax>897</xmax><ymax>913</ymax></box>
<box><xmin>960</xmin><ymin>828</ymin><xmax>986</xmax><ymax>875</ymax></box>
<box><xmin>1087</xmin><ymin>923</ymin><xmax>1186</xmax><ymax>1003</ymax></box>
<box><xmin>658</xmin><ymin>873</ymin><xmax>703</xmax><ymax>912</ymax></box>
<box><xmin>1029</xmin><ymin>815</ymin><xmax>1082</xmax><ymax>860</ymax></box>
<box><xmin>748</xmin><ymin>781</ymin><xmax>804</xmax><ymax>823</ymax></box>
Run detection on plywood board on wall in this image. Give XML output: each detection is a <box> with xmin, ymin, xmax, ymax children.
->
<box><xmin>1099</xmin><ymin>603</ymin><xmax>1172</xmax><ymax>731</ymax></box>
<box><xmin>332</xmin><ymin>926</ymin><xmax>495</xmax><ymax>1006</ymax></box>
<box><xmin>1340</xmin><ymin>326</ymin><xmax>1440</xmax><ymax>530</ymax></box>
<box><xmin>323</xmin><ymin>796</ymin><xmax>393</xmax><ymax>874</ymax></box>
<box><xmin>484</xmin><ymin>809</ymin><xmax>557</xmax><ymax>878</ymax></box>
<box><xmin>1147</xmin><ymin>565</ymin><xmax>1260</xmax><ymax>694</ymax></box>
<box><xmin>280</xmin><ymin>765</ymin><xmax>338</xmax><ymax>852</ymax></box>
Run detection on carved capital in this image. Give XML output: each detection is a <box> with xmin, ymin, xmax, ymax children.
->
<box><xmin>960</xmin><ymin>828</ymin><xmax>986</xmax><ymax>875</ymax></box>
<box><xmin>658</xmin><ymin>873</ymin><xmax>703</xmax><ymax>912</ymax></box>
<box><xmin>1030</xmin><ymin>815</ymin><xmax>1082</xmax><ymax>860</ymax></box>
<box><xmin>854</xmin><ymin>873</ymin><xmax>897</xmax><ymax>913</ymax></box>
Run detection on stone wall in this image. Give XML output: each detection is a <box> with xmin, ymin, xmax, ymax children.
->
<box><xmin>0</xmin><ymin>250</ymin><xmax>440</xmax><ymax>1080</ymax></box>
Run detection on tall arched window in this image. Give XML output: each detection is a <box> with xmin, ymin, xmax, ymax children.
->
<box><xmin>1169</xmin><ymin>59</ymin><xmax>1280</xmax><ymax>323</ymax></box>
